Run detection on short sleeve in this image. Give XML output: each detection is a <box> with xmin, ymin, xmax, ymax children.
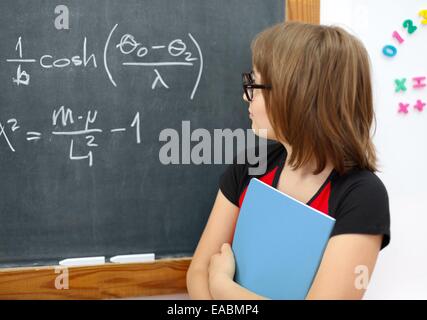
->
<box><xmin>219</xmin><ymin>162</ymin><xmax>246</xmax><ymax>207</ymax></box>
<box><xmin>330</xmin><ymin>172</ymin><xmax>391</xmax><ymax>250</ymax></box>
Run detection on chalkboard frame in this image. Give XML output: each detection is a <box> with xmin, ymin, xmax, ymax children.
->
<box><xmin>0</xmin><ymin>0</ymin><xmax>319</xmax><ymax>300</ymax></box>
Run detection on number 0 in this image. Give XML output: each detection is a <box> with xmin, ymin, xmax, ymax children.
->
<box><xmin>383</xmin><ymin>45</ymin><xmax>397</xmax><ymax>57</ymax></box>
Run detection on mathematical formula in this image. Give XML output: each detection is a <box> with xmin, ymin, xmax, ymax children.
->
<box><xmin>4</xmin><ymin>23</ymin><xmax>203</xmax><ymax>100</ymax></box>
<box><xmin>0</xmin><ymin>106</ymin><xmax>141</xmax><ymax>167</ymax></box>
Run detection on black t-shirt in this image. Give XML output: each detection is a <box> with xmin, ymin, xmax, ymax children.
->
<box><xmin>219</xmin><ymin>142</ymin><xmax>391</xmax><ymax>250</ymax></box>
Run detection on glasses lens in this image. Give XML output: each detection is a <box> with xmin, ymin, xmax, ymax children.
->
<box><xmin>242</xmin><ymin>73</ymin><xmax>254</xmax><ymax>101</ymax></box>
<box><xmin>243</xmin><ymin>73</ymin><xmax>253</xmax><ymax>85</ymax></box>
<box><xmin>247</xmin><ymin>87</ymin><xmax>253</xmax><ymax>101</ymax></box>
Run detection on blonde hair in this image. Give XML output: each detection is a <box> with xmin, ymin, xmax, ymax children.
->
<box><xmin>251</xmin><ymin>22</ymin><xmax>378</xmax><ymax>175</ymax></box>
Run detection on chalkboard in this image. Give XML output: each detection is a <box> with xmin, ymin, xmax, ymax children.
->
<box><xmin>0</xmin><ymin>0</ymin><xmax>284</xmax><ymax>267</ymax></box>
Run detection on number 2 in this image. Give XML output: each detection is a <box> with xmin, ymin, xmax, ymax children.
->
<box><xmin>86</xmin><ymin>135</ymin><xmax>97</xmax><ymax>147</ymax></box>
<box><xmin>403</xmin><ymin>19</ymin><xmax>417</xmax><ymax>34</ymax></box>
<box><xmin>7</xmin><ymin>119</ymin><xmax>20</xmax><ymax>132</ymax></box>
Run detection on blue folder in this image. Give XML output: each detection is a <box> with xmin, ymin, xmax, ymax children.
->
<box><xmin>232</xmin><ymin>178</ymin><xmax>336</xmax><ymax>300</ymax></box>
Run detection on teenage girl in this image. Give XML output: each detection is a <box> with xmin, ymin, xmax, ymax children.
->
<box><xmin>187</xmin><ymin>22</ymin><xmax>391</xmax><ymax>300</ymax></box>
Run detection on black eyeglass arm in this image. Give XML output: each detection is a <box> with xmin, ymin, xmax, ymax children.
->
<box><xmin>244</xmin><ymin>84</ymin><xmax>272</xmax><ymax>89</ymax></box>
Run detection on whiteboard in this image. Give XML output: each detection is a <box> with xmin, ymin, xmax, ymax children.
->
<box><xmin>321</xmin><ymin>0</ymin><xmax>427</xmax><ymax>299</ymax></box>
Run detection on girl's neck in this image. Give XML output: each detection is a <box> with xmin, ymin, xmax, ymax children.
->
<box><xmin>279</xmin><ymin>141</ymin><xmax>334</xmax><ymax>180</ymax></box>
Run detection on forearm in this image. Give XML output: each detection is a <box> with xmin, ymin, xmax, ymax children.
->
<box><xmin>210</xmin><ymin>275</ymin><xmax>269</xmax><ymax>300</ymax></box>
<box><xmin>187</xmin><ymin>269</ymin><xmax>214</xmax><ymax>300</ymax></box>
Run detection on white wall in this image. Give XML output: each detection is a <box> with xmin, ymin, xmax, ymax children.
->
<box><xmin>322</xmin><ymin>0</ymin><xmax>427</xmax><ymax>299</ymax></box>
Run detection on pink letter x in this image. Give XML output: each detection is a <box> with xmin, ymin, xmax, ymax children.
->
<box><xmin>398</xmin><ymin>103</ymin><xmax>410</xmax><ymax>114</ymax></box>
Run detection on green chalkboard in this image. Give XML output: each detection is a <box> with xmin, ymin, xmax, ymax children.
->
<box><xmin>0</xmin><ymin>0</ymin><xmax>284</xmax><ymax>267</ymax></box>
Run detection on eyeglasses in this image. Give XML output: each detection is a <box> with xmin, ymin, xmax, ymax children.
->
<box><xmin>242</xmin><ymin>71</ymin><xmax>272</xmax><ymax>102</ymax></box>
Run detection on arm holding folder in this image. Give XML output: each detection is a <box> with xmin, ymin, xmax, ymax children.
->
<box><xmin>206</xmin><ymin>179</ymin><xmax>384</xmax><ymax>300</ymax></box>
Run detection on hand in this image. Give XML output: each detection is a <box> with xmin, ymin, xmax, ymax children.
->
<box><xmin>208</xmin><ymin>243</ymin><xmax>236</xmax><ymax>297</ymax></box>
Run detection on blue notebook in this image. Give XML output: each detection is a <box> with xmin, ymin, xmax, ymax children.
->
<box><xmin>232</xmin><ymin>178</ymin><xmax>336</xmax><ymax>300</ymax></box>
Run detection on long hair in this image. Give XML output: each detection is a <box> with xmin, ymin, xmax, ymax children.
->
<box><xmin>252</xmin><ymin>22</ymin><xmax>378</xmax><ymax>175</ymax></box>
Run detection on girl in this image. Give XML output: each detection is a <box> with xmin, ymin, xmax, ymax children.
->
<box><xmin>186</xmin><ymin>22</ymin><xmax>391</xmax><ymax>300</ymax></box>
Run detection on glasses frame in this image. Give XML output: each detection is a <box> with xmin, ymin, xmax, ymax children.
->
<box><xmin>242</xmin><ymin>71</ymin><xmax>272</xmax><ymax>102</ymax></box>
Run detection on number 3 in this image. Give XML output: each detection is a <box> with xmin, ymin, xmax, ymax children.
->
<box><xmin>419</xmin><ymin>10</ymin><xmax>427</xmax><ymax>25</ymax></box>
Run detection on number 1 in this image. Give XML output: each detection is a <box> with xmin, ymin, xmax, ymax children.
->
<box><xmin>131</xmin><ymin>112</ymin><xmax>141</xmax><ymax>144</ymax></box>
